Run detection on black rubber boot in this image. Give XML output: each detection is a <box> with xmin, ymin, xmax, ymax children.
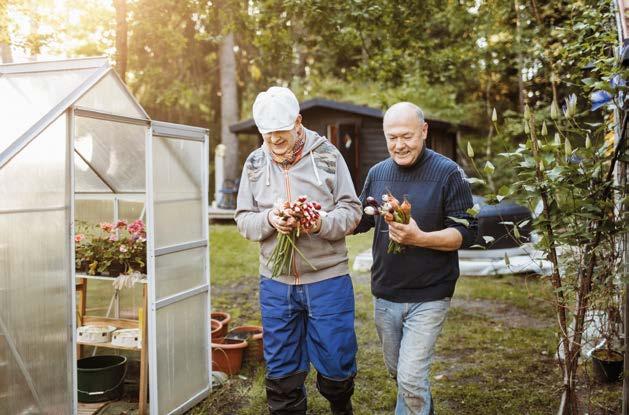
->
<box><xmin>265</xmin><ymin>372</ymin><xmax>308</xmax><ymax>415</ymax></box>
<box><xmin>315</xmin><ymin>373</ymin><xmax>355</xmax><ymax>415</ymax></box>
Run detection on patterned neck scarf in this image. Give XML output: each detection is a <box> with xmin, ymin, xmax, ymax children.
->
<box><xmin>269</xmin><ymin>127</ymin><xmax>306</xmax><ymax>166</ymax></box>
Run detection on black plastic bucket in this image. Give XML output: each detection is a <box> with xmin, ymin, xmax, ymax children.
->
<box><xmin>592</xmin><ymin>350</ymin><xmax>623</xmax><ymax>383</ymax></box>
<box><xmin>77</xmin><ymin>355</ymin><xmax>127</xmax><ymax>403</ymax></box>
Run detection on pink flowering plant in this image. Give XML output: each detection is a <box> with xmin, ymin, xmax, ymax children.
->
<box><xmin>74</xmin><ymin>228</ymin><xmax>90</xmax><ymax>271</ymax></box>
<box><xmin>75</xmin><ymin>219</ymin><xmax>147</xmax><ymax>276</ymax></box>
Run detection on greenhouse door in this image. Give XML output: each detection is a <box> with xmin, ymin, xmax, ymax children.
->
<box><xmin>147</xmin><ymin>122</ymin><xmax>210</xmax><ymax>414</ymax></box>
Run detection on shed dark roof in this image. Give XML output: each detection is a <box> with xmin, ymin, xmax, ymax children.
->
<box><xmin>230</xmin><ymin>97</ymin><xmax>474</xmax><ymax>134</ymax></box>
<box><xmin>230</xmin><ymin>98</ymin><xmax>383</xmax><ymax>133</ymax></box>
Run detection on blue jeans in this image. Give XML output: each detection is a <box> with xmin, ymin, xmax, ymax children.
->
<box><xmin>374</xmin><ymin>297</ymin><xmax>451</xmax><ymax>415</ymax></box>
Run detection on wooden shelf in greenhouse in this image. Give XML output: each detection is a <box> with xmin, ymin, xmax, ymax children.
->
<box><xmin>75</xmin><ymin>273</ymin><xmax>148</xmax><ymax>283</ymax></box>
<box><xmin>77</xmin><ymin>339</ymin><xmax>141</xmax><ymax>351</ymax></box>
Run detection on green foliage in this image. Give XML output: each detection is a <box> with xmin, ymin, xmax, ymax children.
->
<box><xmin>461</xmin><ymin>0</ymin><xmax>627</xmax><ymax>410</ymax></box>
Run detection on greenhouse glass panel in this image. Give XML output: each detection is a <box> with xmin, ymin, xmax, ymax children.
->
<box><xmin>152</xmin><ymin>137</ymin><xmax>204</xmax><ymax>248</ymax></box>
<box><xmin>75</xmin><ymin>116</ymin><xmax>147</xmax><ymax>192</ymax></box>
<box><xmin>74</xmin><ymin>152</ymin><xmax>112</xmax><ymax>193</ymax></box>
<box><xmin>0</xmin><ymin>116</ymin><xmax>68</xmax><ymax>211</ymax></box>
<box><xmin>81</xmin><ymin>279</ymin><xmax>144</xmax><ymax>320</ymax></box>
<box><xmin>74</xmin><ymin>200</ymin><xmax>115</xmax><ymax>228</ymax></box>
<box><xmin>119</xmin><ymin>199</ymin><xmax>145</xmax><ymax>222</ymax></box>
<box><xmin>76</xmin><ymin>71</ymin><xmax>146</xmax><ymax>118</ymax></box>
<box><xmin>0</xmin><ymin>68</ymin><xmax>93</xmax><ymax>153</ymax></box>
<box><xmin>0</xmin><ymin>115</ymin><xmax>72</xmax><ymax>414</ymax></box>
<box><xmin>155</xmin><ymin>247</ymin><xmax>206</xmax><ymax>300</ymax></box>
<box><xmin>155</xmin><ymin>293</ymin><xmax>208</xmax><ymax>413</ymax></box>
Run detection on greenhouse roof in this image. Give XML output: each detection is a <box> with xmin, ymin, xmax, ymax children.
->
<box><xmin>0</xmin><ymin>57</ymin><xmax>149</xmax><ymax>171</ymax></box>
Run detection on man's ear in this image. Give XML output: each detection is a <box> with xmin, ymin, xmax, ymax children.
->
<box><xmin>421</xmin><ymin>122</ymin><xmax>429</xmax><ymax>140</ymax></box>
<box><xmin>295</xmin><ymin>114</ymin><xmax>303</xmax><ymax>127</ymax></box>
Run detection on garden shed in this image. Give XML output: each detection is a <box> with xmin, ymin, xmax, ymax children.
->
<box><xmin>230</xmin><ymin>98</ymin><xmax>471</xmax><ymax>192</ymax></box>
<box><xmin>0</xmin><ymin>57</ymin><xmax>211</xmax><ymax>415</ymax></box>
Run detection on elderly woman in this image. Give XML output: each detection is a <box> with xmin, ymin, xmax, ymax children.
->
<box><xmin>235</xmin><ymin>86</ymin><xmax>362</xmax><ymax>415</ymax></box>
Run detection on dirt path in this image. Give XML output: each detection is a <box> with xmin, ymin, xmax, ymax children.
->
<box><xmin>449</xmin><ymin>298</ymin><xmax>552</xmax><ymax>329</ymax></box>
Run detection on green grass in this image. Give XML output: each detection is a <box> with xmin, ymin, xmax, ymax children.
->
<box><xmin>189</xmin><ymin>224</ymin><xmax>621</xmax><ymax>415</ymax></box>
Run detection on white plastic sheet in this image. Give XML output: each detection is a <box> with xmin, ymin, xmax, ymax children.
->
<box><xmin>352</xmin><ymin>244</ymin><xmax>553</xmax><ymax>276</ymax></box>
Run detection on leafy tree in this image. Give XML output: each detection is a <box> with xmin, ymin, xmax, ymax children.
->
<box><xmin>465</xmin><ymin>1</ymin><xmax>626</xmax><ymax>412</ymax></box>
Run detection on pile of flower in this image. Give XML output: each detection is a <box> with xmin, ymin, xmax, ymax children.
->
<box><xmin>75</xmin><ymin>219</ymin><xmax>147</xmax><ymax>276</ymax></box>
<box><xmin>364</xmin><ymin>192</ymin><xmax>412</xmax><ymax>254</ymax></box>
<box><xmin>267</xmin><ymin>196</ymin><xmax>321</xmax><ymax>278</ymax></box>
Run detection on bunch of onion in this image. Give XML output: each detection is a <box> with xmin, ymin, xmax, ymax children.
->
<box><xmin>364</xmin><ymin>192</ymin><xmax>412</xmax><ymax>254</ymax></box>
<box><xmin>267</xmin><ymin>196</ymin><xmax>321</xmax><ymax>278</ymax></box>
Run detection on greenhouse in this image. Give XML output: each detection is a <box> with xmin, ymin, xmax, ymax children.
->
<box><xmin>0</xmin><ymin>57</ymin><xmax>211</xmax><ymax>415</ymax></box>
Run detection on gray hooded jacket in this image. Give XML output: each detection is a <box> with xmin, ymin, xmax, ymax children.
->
<box><xmin>235</xmin><ymin>128</ymin><xmax>362</xmax><ymax>285</ymax></box>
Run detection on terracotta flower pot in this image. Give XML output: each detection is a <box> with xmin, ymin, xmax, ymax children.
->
<box><xmin>210</xmin><ymin>319</ymin><xmax>223</xmax><ymax>341</ymax></box>
<box><xmin>226</xmin><ymin>325</ymin><xmax>264</xmax><ymax>365</ymax></box>
<box><xmin>211</xmin><ymin>311</ymin><xmax>231</xmax><ymax>338</ymax></box>
<box><xmin>211</xmin><ymin>337</ymin><xmax>247</xmax><ymax>375</ymax></box>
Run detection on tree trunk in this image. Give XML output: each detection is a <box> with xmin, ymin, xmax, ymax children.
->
<box><xmin>0</xmin><ymin>1</ymin><xmax>12</xmax><ymax>63</ymax></box>
<box><xmin>0</xmin><ymin>44</ymin><xmax>11</xmax><ymax>63</ymax></box>
<box><xmin>29</xmin><ymin>12</ymin><xmax>41</xmax><ymax>58</ymax></box>
<box><xmin>219</xmin><ymin>31</ymin><xmax>240</xmax><ymax>182</ymax></box>
<box><xmin>623</xmin><ymin>155</ymin><xmax>629</xmax><ymax>415</ymax></box>
<box><xmin>484</xmin><ymin>78</ymin><xmax>495</xmax><ymax>191</ymax></box>
<box><xmin>514</xmin><ymin>0</ymin><xmax>525</xmax><ymax>112</ymax></box>
<box><xmin>113</xmin><ymin>0</ymin><xmax>128</xmax><ymax>82</ymax></box>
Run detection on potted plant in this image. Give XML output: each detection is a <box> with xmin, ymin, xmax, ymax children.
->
<box><xmin>592</xmin><ymin>348</ymin><xmax>623</xmax><ymax>383</ymax></box>
<box><xmin>74</xmin><ymin>233</ymin><xmax>89</xmax><ymax>272</ymax></box>
<box><xmin>591</xmin><ymin>293</ymin><xmax>624</xmax><ymax>383</ymax></box>
<box><xmin>75</xmin><ymin>219</ymin><xmax>147</xmax><ymax>277</ymax></box>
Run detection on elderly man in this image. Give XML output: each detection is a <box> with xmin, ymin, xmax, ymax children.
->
<box><xmin>354</xmin><ymin>102</ymin><xmax>478</xmax><ymax>415</ymax></box>
<box><xmin>235</xmin><ymin>86</ymin><xmax>362</xmax><ymax>415</ymax></box>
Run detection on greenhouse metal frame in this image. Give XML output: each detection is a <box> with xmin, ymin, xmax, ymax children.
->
<box><xmin>0</xmin><ymin>57</ymin><xmax>211</xmax><ymax>415</ymax></box>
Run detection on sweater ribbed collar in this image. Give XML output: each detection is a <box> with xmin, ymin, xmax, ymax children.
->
<box><xmin>393</xmin><ymin>145</ymin><xmax>431</xmax><ymax>171</ymax></box>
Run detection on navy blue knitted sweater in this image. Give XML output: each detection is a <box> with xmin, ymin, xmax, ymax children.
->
<box><xmin>355</xmin><ymin>148</ymin><xmax>478</xmax><ymax>303</ymax></box>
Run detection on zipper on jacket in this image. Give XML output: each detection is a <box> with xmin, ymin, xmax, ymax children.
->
<box><xmin>283</xmin><ymin>165</ymin><xmax>300</xmax><ymax>284</ymax></box>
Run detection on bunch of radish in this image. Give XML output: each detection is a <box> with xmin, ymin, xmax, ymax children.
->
<box><xmin>273</xmin><ymin>196</ymin><xmax>322</xmax><ymax>235</ymax></box>
<box><xmin>363</xmin><ymin>192</ymin><xmax>412</xmax><ymax>254</ymax></box>
<box><xmin>268</xmin><ymin>196</ymin><xmax>321</xmax><ymax>278</ymax></box>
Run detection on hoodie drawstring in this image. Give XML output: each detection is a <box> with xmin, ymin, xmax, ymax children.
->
<box><xmin>309</xmin><ymin>151</ymin><xmax>323</xmax><ymax>186</ymax></box>
<box><xmin>264</xmin><ymin>137</ymin><xmax>323</xmax><ymax>187</ymax></box>
<box><xmin>265</xmin><ymin>153</ymin><xmax>271</xmax><ymax>186</ymax></box>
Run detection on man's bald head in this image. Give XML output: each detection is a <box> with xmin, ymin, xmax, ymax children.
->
<box><xmin>383</xmin><ymin>102</ymin><xmax>425</xmax><ymax>128</ymax></box>
<box><xmin>383</xmin><ymin>102</ymin><xmax>428</xmax><ymax>167</ymax></box>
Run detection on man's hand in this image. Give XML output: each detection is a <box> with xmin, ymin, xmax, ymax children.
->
<box><xmin>268</xmin><ymin>210</ymin><xmax>297</xmax><ymax>234</ymax></box>
<box><xmin>388</xmin><ymin>218</ymin><xmax>425</xmax><ymax>246</ymax></box>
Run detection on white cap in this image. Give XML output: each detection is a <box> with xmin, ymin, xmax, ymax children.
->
<box><xmin>252</xmin><ymin>86</ymin><xmax>300</xmax><ymax>134</ymax></box>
